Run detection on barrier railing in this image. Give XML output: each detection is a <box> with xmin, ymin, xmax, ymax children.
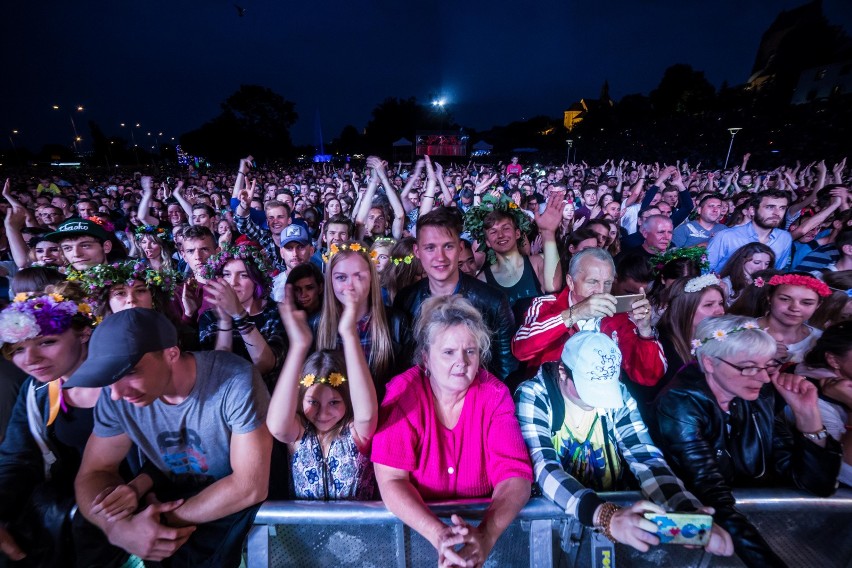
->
<box><xmin>247</xmin><ymin>488</ymin><xmax>852</xmax><ymax>567</ymax></box>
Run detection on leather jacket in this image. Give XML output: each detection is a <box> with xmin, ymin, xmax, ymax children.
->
<box><xmin>393</xmin><ymin>273</ymin><xmax>518</xmax><ymax>381</ymax></box>
<box><xmin>655</xmin><ymin>364</ymin><xmax>841</xmax><ymax>568</ymax></box>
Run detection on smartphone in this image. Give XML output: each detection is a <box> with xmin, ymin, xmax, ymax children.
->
<box><xmin>644</xmin><ymin>512</ymin><xmax>712</xmax><ymax>546</ymax></box>
<box><xmin>614</xmin><ymin>293</ymin><xmax>645</xmax><ymax>313</ymax></box>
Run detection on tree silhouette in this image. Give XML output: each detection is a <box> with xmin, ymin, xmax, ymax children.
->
<box><xmin>181</xmin><ymin>85</ymin><xmax>298</xmax><ymax>161</ymax></box>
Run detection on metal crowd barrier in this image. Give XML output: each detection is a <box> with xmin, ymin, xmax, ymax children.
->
<box><xmin>247</xmin><ymin>489</ymin><xmax>852</xmax><ymax>567</ymax></box>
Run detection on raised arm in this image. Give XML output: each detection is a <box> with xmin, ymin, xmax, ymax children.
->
<box><xmin>3</xmin><ymin>181</ymin><xmax>32</xmax><ymax>269</ymax></box>
<box><xmin>232</xmin><ymin>156</ymin><xmax>254</xmax><ymax>199</ymax></box>
<box><xmin>400</xmin><ymin>160</ymin><xmax>425</xmax><ymax>214</ymax></box>
<box><xmin>433</xmin><ymin>161</ymin><xmax>455</xmax><ymax>206</ymax></box>
<box><xmin>137</xmin><ymin>177</ymin><xmax>159</xmax><ymax>226</ymax></box>
<box><xmin>355</xmin><ymin>170</ymin><xmax>379</xmax><ymax>240</ymax></box>
<box><xmin>373</xmin><ymin>157</ymin><xmax>406</xmax><ymax>240</ymax></box>
<box><xmin>172</xmin><ymin>182</ymin><xmax>194</xmax><ymax>224</ymax></box>
<box><xmin>532</xmin><ymin>191</ymin><xmax>564</xmax><ymax>293</ymax></box>
<box><xmin>338</xmin><ymin>291</ymin><xmax>378</xmax><ymax>451</ymax></box>
<box><xmin>266</xmin><ymin>286</ymin><xmax>312</xmax><ymax>444</ymax></box>
<box><xmin>790</xmin><ymin>194</ymin><xmax>842</xmax><ymax>240</ymax></box>
<box><xmin>419</xmin><ymin>156</ymin><xmax>438</xmax><ymax>216</ymax></box>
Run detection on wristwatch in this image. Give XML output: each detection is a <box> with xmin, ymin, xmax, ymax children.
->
<box><xmin>801</xmin><ymin>427</ymin><xmax>829</xmax><ymax>441</ymax></box>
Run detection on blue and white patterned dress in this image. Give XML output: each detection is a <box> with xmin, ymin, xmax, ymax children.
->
<box><xmin>289</xmin><ymin>423</ymin><xmax>375</xmax><ymax>500</ymax></box>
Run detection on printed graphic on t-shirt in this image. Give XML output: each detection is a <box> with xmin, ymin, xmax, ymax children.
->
<box><xmin>157</xmin><ymin>428</ymin><xmax>210</xmax><ymax>475</ymax></box>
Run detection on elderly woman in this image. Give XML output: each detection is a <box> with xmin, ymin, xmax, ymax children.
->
<box><xmin>372</xmin><ymin>295</ymin><xmax>533</xmax><ymax>568</ymax></box>
<box><xmin>656</xmin><ymin>314</ymin><xmax>842</xmax><ymax>568</ymax></box>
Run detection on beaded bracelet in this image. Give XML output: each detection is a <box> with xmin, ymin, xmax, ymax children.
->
<box><xmin>594</xmin><ymin>502</ymin><xmax>621</xmax><ymax>543</ymax></box>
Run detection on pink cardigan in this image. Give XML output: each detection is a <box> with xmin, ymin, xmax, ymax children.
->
<box><xmin>371</xmin><ymin>366</ymin><xmax>533</xmax><ymax>501</ymax></box>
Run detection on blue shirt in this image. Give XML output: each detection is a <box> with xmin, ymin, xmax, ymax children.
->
<box><xmin>671</xmin><ymin>220</ymin><xmax>727</xmax><ymax>248</ymax></box>
<box><xmin>706</xmin><ymin>222</ymin><xmax>792</xmax><ymax>273</ymax></box>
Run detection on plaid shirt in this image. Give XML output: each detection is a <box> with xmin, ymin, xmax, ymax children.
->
<box><xmin>513</xmin><ymin>371</ymin><xmax>702</xmax><ymax>525</ymax></box>
<box><xmin>234</xmin><ymin>214</ymin><xmax>287</xmax><ymax>273</ymax></box>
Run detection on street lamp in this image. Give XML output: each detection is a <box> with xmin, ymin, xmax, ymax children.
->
<box><xmin>723</xmin><ymin>127</ymin><xmax>742</xmax><ymax>170</ymax></box>
<box><xmin>121</xmin><ymin>122</ymin><xmax>142</xmax><ymax>164</ymax></box>
<box><xmin>52</xmin><ymin>104</ymin><xmax>85</xmax><ymax>152</ymax></box>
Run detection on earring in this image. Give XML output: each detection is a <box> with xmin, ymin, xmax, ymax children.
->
<box><xmin>424</xmin><ymin>368</ymin><xmax>431</xmax><ymax>378</ymax></box>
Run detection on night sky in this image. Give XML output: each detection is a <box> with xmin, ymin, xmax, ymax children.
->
<box><xmin>2</xmin><ymin>0</ymin><xmax>850</xmax><ymax>151</ymax></box>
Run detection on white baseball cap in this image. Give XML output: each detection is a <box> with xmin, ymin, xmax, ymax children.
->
<box><xmin>560</xmin><ymin>331</ymin><xmax>624</xmax><ymax>409</ymax></box>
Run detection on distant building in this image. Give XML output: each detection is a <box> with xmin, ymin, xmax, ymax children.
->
<box><xmin>792</xmin><ymin>59</ymin><xmax>852</xmax><ymax>103</ymax></box>
<box><xmin>747</xmin><ymin>0</ymin><xmax>851</xmax><ymax>100</ymax></box>
<box><xmin>563</xmin><ymin>81</ymin><xmax>613</xmax><ymax>131</ymax></box>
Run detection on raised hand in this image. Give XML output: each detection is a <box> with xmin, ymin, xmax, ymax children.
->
<box><xmin>205</xmin><ymin>278</ymin><xmax>244</xmax><ymax>319</ymax></box>
<box><xmin>771</xmin><ymin>372</ymin><xmax>821</xmax><ymax>430</ymax></box>
<box><xmin>535</xmin><ymin>190</ymin><xmax>564</xmax><ymax>234</ymax></box>
<box><xmin>277</xmin><ymin>284</ymin><xmax>312</xmax><ymax>348</ymax></box>
<box><xmin>140</xmin><ymin>176</ymin><xmax>153</xmax><ymax>195</ymax></box>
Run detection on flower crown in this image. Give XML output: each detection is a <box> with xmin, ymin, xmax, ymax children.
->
<box><xmin>300</xmin><ymin>372</ymin><xmax>346</xmax><ymax>388</ymax></box>
<box><xmin>651</xmin><ymin>246</ymin><xmax>710</xmax><ymax>276</ymax></box>
<box><xmin>135</xmin><ymin>224</ymin><xmax>172</xmax><ymax>241</ymax></box>
<box><xmin>66</xmin><ymin>260</ymin><xmax>180</xmax><ymax>298</ymax></box>
<box><xmin>392</xmin><ymin>254</ymin><xmax>415</xmax><ymax>266</ymax></box>
<box><xmin>684</xmin><ymin>274</ymin><xmax>721</xmax><ymax>293</ymax></box>
<box><xmin>690</xmin><ymin>321</ymin><xmax>760</xmax><ymax>355</ymax></box>
<box><xmin>0</xmin><ymin>293</ymin><xmax>97</xmax><ymax>345</ymax></box>
<box><xmin>767</xmin><ymin>274</ymin><xmax>831</xmax><ymax>297</ymax></box>
<box><xmin>322</xmin><ymin>241</ymin><xmax>378</xmax><ymax>264</ymax></box>
<box><xmin>464</xmin><ymin>193</ymin><xmax>532</xmax><ymax>264</ymax></box>
<box><xmin>87</xmin><ymin>216</ymin><xmax>115</xmax><ymax>233</ymax></box>
<box><xmin>201</xmin><ymin>236</ymin><xmax>276</xmax><ymax>284</ymax></box>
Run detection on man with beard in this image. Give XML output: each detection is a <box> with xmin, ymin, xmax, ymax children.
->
<box><xmin>707</xmin><ymin>191</ymin><xmax>792</xmax><ymax>272</ymax></box>
<box><xmin>672</xmin><ymin>194</ymin><xmax>727</xmax><ymax>248</ymax></box>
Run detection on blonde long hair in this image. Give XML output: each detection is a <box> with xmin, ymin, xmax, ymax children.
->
<box><xmin>316</xmin><ymin>245</ymin><xmax>393</xmax><ymax>380</ymax></box>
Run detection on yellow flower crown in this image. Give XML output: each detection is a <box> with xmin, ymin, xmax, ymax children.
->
<box><xmin>322</xmin><ymin>241</ymin><xmax>378</xmax><ymax>263</ymax></box>
<box><xmin>300</xmin><ymin>372</ymin><xmax>347</xmax><ymax>388</ymax></box>
<box><xmin>392</xmin><ymin>254</ymin><xmax>415</xmax><ymax>266</ymax></box>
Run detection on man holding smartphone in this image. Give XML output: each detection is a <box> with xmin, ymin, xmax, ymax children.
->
<box><xmin>513</xmin><ymin>248</ymin><xmax>665</xmax><ymax>389</ymax></box>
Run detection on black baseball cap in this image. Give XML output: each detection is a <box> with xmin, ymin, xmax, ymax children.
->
<box><xmin>63</xmin><ymin>308</ymin><xmax>178</xmax><ymax>389</ymax></box>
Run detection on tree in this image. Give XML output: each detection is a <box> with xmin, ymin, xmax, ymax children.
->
<box><xmin>649</xmin><ymin>64</ymin><xmax>715</xmax><ymax>116</ymax></box>
<box><xmin>181</xmin><ymin>85</ymin><xmax>298</xmax><ymax>161</ymax></box>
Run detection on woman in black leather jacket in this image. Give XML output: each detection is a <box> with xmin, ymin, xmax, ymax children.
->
<box><xmin>655</xmin><ymin>315</ymin><xmax>841</xmax><ymax>568</ymax></box>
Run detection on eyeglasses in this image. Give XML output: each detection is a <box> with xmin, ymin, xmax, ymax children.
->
<box><xmin>716</xmin><ymin>357</ymin><xmax>781</xmax><ymax>376</ymax></box>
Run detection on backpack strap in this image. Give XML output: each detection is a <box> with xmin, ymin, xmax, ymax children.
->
<box><xmin>26</xmin><ymin>382</ymin><xmax>58</xmax><ymax>481</ymax></box>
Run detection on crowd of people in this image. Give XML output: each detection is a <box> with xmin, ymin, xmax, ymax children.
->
<box><xmin>0</xmin><ymin>151</ymin><xmax>850</xmax><ymax>567</ymax></box>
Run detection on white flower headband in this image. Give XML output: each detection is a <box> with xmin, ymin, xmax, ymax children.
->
<box><xmin>684</xmin><ymin>274</ymin><xmax>721</xmax><ymax>293</ymax></box>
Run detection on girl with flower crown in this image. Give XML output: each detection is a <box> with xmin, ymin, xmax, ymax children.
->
<box><xmin>718</xmin><ymin>242</ymin><xmax>775</xmax><ymax>306</ymax></box>
<box><xmin>198</xmin><ymin>236</ymin><xmax>286</xmax><ymax>389</ymax></box>
<box><xmin>132</xmin><ymin>225</ymin><xmax>176</xmax><ymax>272</ymax></box>
<box><xmin>0</xmin><ymin>286</ymin><xmax>129</xmax><ymax>566</ymax></box>
<box><xmin>756</xmin><ymin>273</ymin><xmax>832</xmax><ymax>365</ymax></box>
<box><xmin>379</xmin><ymin>237</ymin><xmax>422</xmax><ymax>306</ymax></box>
<box><xmin>266</xmin><ymin>282</ymin><xmax>378</xmax><ymax>500</ymax></box>
<box><xmin>315</xmin><ymin>241</ymin><xmax>412</xmax><ymax>397</ymax></box>
<box><xmin>634</xmin><ymin>275</ymin><xmax>726</xmax><ymax>425</ymax></box>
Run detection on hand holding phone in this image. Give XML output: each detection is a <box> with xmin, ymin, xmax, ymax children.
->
<box><xmin>643</xmin><ymin>513</ymin><xmax>713</xmax><ymax>546</ymax></box>
<box><xmin>614</xmin><ymin>293</ymin><xmax>645</xmax><ymax>314</ymax></box>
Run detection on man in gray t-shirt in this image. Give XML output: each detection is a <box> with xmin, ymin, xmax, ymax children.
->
<box><xmin>68</xmin><ymin>308</ymin><xmax>272</xmax><ymax>567</ymax></box>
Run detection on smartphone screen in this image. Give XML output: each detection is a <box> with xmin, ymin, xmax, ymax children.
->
<box><xmin>644</xmin><ymin>513</ymin><xmax>712</xmax><ymax>546</ymax></box>
<box><xmin>614</xmin><ymin>293</ymin><xmax>644</xmax><ymax>313</ymax></box>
